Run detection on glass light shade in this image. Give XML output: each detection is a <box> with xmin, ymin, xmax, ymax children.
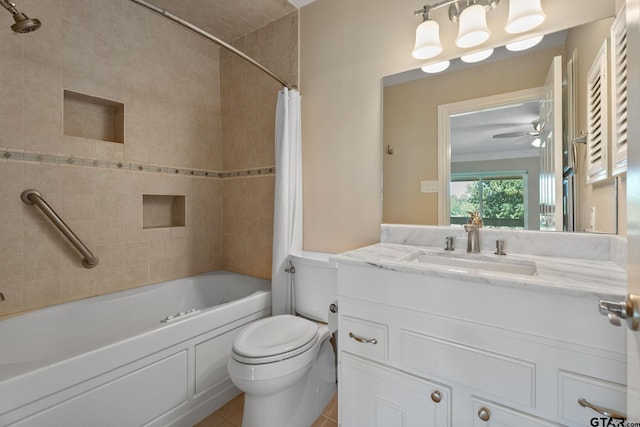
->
<box><xmin>412</xmin><ymin>20</ymin><xmax>443</xmax><ymax>60</ymax></box>
<box><xmin>421</xmin><ymin>60</ymin><xmax>451</xmax><ymax>74</ymax></box>
<box><xmin>461</xmin><ymin>48</ymin><xmax>494</xmax><ymax>63</ymax></box>
<box><xmin>505</xmin><ymin>0</ymin><xmax>546</xmax><ymax>34</ymax></box>
<box><xmin>506</xmin><ymin>35</ymin><xmax>544</xmax><ymax>51</ymax></box>
<box><xmin>455</xmin><ymin>4</ymin><xmax>490</xmax><ymax>48</ymax></box>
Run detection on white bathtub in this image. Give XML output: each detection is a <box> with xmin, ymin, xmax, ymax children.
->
<box><xmin>0</xmin><ymin>271</ymin><xmax>271</xmax><ymax>427</ymax></box>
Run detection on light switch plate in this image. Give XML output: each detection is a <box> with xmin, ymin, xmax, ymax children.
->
<box><xmin>420</xmin><ymin>180</ymin><xmax>438</xmax><ymax>193</ymax></box>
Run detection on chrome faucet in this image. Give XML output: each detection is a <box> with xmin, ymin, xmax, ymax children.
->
<box><xmin>464</xmin><ymin>224</ymin><xmax>480</xmax><ymax>253</ymax></box>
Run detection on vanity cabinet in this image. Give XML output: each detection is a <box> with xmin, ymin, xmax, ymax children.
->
<box><xmin>336</xmin><ymin>262</ymin><xmax>627</xmax><ymax>427</ymax></box>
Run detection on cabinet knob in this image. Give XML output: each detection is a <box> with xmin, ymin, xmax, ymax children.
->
<box><xmin>430</xmin><ymin>390</ymin><xmax>442</xmax><ymax>403</ymax></box>
<box><xmin>477</xmin><ymin>407</ymin><xmax>491</xmax><ymax>422</ymax></box>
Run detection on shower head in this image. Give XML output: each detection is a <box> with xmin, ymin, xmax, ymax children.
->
<box><xmin>0</xmin><ymin>0</ymin><xmax>41</xmax><ymax>33</ymax></box>
<box><xmin>10</xmin><ymin>12</ymin><xmax>41</xmax><ymax>33</ymax></box>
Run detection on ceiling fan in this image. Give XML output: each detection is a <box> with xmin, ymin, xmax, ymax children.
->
<box><xmin>492</xmin><ymin>120</ymin><xmax>541</xmax><ymax>144</ymax></box>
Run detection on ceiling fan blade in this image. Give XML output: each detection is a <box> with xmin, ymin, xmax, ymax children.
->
<box><xmin>493</xmin><ymin>131</ymin><xmax>540</xmax><ymax>139</ymax></box>
<box><xmin>493</xmin><ymin>132</ymin><xmax>529</xmax><ymax>138</ymax></box>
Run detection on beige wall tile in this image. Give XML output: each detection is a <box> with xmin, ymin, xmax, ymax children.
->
<box><xmin>124</xmin><ymin>241</ymin><xmax>148</xmax><ymax>266</ymax></box>
<box><xmin>94</xmin><ymin>266</ymin><xmax>124</xmax><ymax>294</ymax></box>
<box><xmin>123</xmin><ymin>263</ymin><xmax>149</xmax><ymax>288</ymax></box>
<box><xmin>61</xmin><ymin>166</ymin><xmax>95</xmax><ymax>194</ymax></box>
<box><xmin>93</xmin><ymin>243</ymin><xmax>123</xmax><ymax>270</ymax></box>
<box><xmin>0</xmin><ymin>251</ymin><xmax>22</xmax><ymax>287</ymax></box>
<box><xmin>23</xmin><ymin>276</ymin><xmax>61</xmax><ymax>311</ymax></box>
<box><xmin>60</xmin><ymin>269</ymin><xmax>95</xmax><ymax>301</ymax></box>
<box><xmin>23</xmin><ymin>94</ymin><xmax>63</xmax><ymax>153</ymax></box>
<box><xmin>94</xmin><ymin>220</ymin><xmax>124</xmax><ymax>245</ymax></box>
<box><xmin>23</xmin><ymin>163</ymin><xmax>61</xmax><ymax>196</ymax></box>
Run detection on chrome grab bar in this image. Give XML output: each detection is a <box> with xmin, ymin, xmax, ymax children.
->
<box><xmin>21</xmin><ymin>189</ymin><xmax>99</xmax><ymax>269</ymax></box>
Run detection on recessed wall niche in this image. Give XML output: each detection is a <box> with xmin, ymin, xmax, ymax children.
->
<box><xmin>63</xmin><ymin>90</ymin><xmax>125</xmax><ymax>143</ymax></box>
<box><xmin>143</xmin><ymin>195</ymin><xmax>186</xmax><ymax>229</ymax></box>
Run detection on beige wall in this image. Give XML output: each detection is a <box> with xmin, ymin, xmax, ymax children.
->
<box><xmin>0</xmin><ymin>1</ymin><xmax>297</xmax><ymax>317</ymax></box>
<box><xmin>382</xmin><ymin>45</ymin><xmax>562</xmax><ymax>226</ymax></box>
<box><xmin>300</xmin><ymin>0</ymin><xmax>616</xmax><ymax>252</ymax></box>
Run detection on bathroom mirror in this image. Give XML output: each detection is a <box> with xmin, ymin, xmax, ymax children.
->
<box><xmin>382</xmin><ymin>16</ymin><xmax>625</xmax><ymax>234</ymax></box>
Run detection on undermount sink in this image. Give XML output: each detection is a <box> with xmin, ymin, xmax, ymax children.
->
<box><xmin>404</xmin><ymin>251</ymin><xmax>538</xmax><ymax>276</ymax></box>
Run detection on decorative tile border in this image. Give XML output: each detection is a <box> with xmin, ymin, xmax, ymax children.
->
<box><xmin>220</xmin><ymin>167</ymin><xmax>275</xmax><ymax>179</ymax></box>
<box><xmin>1</xmin><ymin>149</ymin><xmax>275</xmax><ymax>179</ymax></box>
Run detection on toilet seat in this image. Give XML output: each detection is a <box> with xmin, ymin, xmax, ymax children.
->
<box><xmin>232</xmin><ymin>315</ymin><xmax>319</xmax><ymax>364</ymax></box>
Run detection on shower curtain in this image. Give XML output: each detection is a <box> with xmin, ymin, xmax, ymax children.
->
<box><xmin>272</xmin><ymin>87</ymin><xmax>302</xmax><ymax>316</ymax></box>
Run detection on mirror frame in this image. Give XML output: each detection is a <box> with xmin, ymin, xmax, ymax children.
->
<box><xmin>437</xmin><ymin>86</ymin><xmax>545</xmax><ymax>225</ymax></box>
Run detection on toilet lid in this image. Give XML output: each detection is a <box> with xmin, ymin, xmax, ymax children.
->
<box><xmin>233</xmin><ymin>315</ymin><xmax>319</xmax><ymax>358</ymax></box>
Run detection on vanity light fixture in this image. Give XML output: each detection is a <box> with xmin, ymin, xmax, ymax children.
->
<box><xmin>421</xmin><ymin>60</ymin><xmax>451</xmax><ymax>73</ymax></box>
<box><xmin>505</xmin><ymin>0</ymin><xmax>546</xmax><ymax>34</ymax></box>
<box><xmin>505</xmin><ymin>34</ymin><xmax>544</xmax><ymax>51</ymax></box>
<box><xmin>413</xmin><ymin>0</ymin><xmax>499</xmax><ymax>57</ymax></box>
<box><xmin>461</xmin><ymin>47</ymin><xmax>494</xmax><ymax>63</ymax></box>
<box><xmin>412</xmin><ymin>0</ymin><xmax>546</xmax><ymax>57</ymax></box>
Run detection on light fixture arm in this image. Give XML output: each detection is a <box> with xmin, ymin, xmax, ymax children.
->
<box><xmin>415</xmin><ymin>0</ymin><xmax>500</xmax><ymax>23</ymax></box>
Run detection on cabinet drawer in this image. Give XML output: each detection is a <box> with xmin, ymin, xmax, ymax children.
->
<box><xmin>401</xmin><ymin>329</ymin><xmax>535</xmax><ymax>407</ymax></box>
<box><xmin>341</xmin><ymin>315</ymin><xmax>388</xmax><ymax>361</ymax></box>
<box><xmin>559</xmin><ymin>371</ymin><xmax>626</xmax><ymax>425</ymax></box>
<box><xmin>472</xmin><ymin>398</ymin><xmax>563</xmax><ymax>427</ymax></box>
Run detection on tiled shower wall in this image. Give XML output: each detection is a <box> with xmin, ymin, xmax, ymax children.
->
<box><xmin>221</xmin><ymin>12</ymin><xmax>298</xmax><ymax>279</ymax></box>
<box><xmin>0</xmin><ymin>0</ymin><xmax>298</xmax><ymax>317</ymax></box>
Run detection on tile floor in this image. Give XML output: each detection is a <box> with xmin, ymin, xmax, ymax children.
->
<box><xmin>194</xmin><ymin>392</ymin><xmax>338</xmax><ymax>427</ymax></box>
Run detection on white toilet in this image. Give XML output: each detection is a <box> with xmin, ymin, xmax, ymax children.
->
<box><xmin>227</xmin><ymin>251</ymin><xmax>338</xmax><ymax>427</ymax></box>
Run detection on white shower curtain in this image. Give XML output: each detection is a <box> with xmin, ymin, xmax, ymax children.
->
<box><xmin>272</xmin><ymin>87</ymin><xmax>302</xmax><ymax>316</ymax></box>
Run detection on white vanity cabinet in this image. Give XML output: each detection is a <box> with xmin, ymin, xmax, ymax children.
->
<box><xmin>336</xmin><ymin>262</ymin><xmax>627</xmax><ymax>427</ymax></box>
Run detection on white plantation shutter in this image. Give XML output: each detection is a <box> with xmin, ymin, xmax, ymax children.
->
<box><xmin>586</xmin><ymin>40</ymin><xmax>609</xmax><ymax>184</ymax></box>
<box><xmin>611</xmin><ymin>6</ymin><xmax>628</xmax><ymax>176</ymax></box>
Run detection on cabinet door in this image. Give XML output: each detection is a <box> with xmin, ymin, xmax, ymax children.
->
<box><xmin>472</xmin><ymin>398</ymin><xmax>564</xmax><ymax>427</ymax></box>
<box><xmin>341</xmin><ymin>354</ymin><xmax>450</xmax><ymax>427</ymax></box>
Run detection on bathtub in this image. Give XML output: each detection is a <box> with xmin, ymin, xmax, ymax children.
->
<box><xmin>0</xmin><ymin>271</ymin><xmax>271</xmax><ymax>427</ymax></box>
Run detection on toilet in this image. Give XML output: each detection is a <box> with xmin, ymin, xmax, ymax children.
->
<box><xmin>227</xmin><ymin>251</ymin><xmax>338</xmax><ymax>427</ymax></box>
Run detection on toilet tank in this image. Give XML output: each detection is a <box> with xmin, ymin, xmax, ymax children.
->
<box><xmin>289</xmin><ymin>251</ymin><xmax>337</xmax><ymax>323</ymax></box>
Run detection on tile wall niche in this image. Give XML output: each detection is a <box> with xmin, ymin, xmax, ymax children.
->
<box><xmin>0</xmin><ymin>0</ymin><xmax>298</xmax><ymax>317</ymax></box>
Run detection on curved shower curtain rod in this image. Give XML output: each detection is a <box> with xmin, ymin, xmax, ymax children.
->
<box><xmin>129</xmin><ymin>0</ymin><xmax>295</xmax><ymax>90</ymax></box>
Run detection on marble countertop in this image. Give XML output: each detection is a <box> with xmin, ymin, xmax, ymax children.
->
<box><xmin>331</xmin><ymin>242</ymin><xmax>627</xmax><ymax>300</ymax></box>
